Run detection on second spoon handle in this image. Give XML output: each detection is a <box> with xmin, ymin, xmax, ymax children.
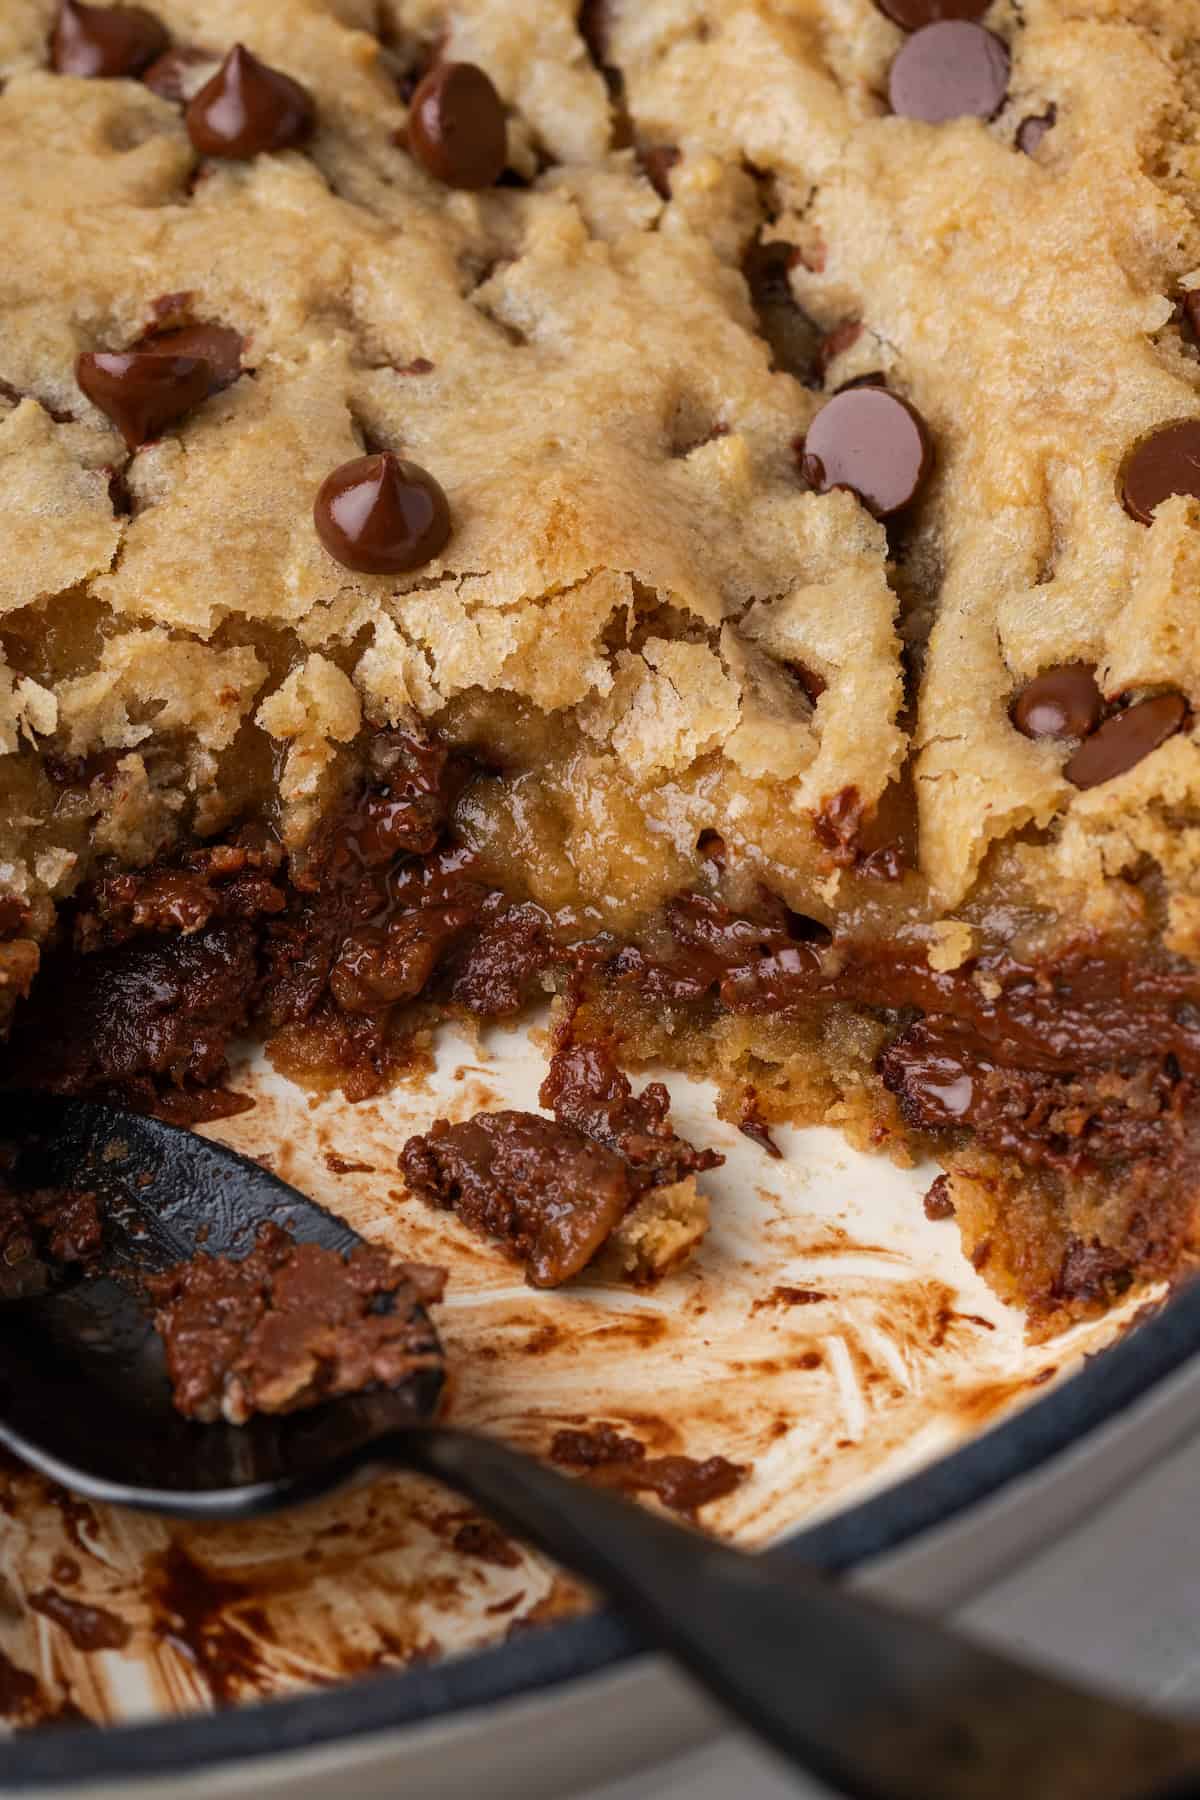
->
<box><xmin>397</xmin><ymin>1427</ymin><xmax>1200</xmax><ymax>1800</ymax></box>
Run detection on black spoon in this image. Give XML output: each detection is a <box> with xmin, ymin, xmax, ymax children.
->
<box><xmin>1</xmin><ymin>1092</ymin><xmax>1199</xmax><ymax>1800</ymax></box>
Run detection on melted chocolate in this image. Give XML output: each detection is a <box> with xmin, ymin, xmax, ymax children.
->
<box><xmin>539</xmin><ymin>1039</ymin><xmax>721</xmax><ymax>1189</ymax></box>
<box><xmin>10</xmin><ymin>714</ymin><xmax>1200</xmax><ymax>1241</ymax></box>
<box><xmin>1</xmin><ymin>920</ymin><xmax>261</xmax><ymax>1123</ymax></box>
<box><xmin>738</xmin><ymin>1091</ymin><xmax>782</xmax><ymax>1157</ymax></box>
<box><xmin>549</xmin><ymin>1423</ymin><xmax>747</xmax><ymax>1517</ymax></box>
<box><xmin>450</xmin><ymin>1518</ymin><xmax>521</xmax><ymax>1568</ymax></box>
<box><xmin>400</xmin><ymin>1111</ymin><xmax>636</xmax><ymax>1288</ymax></box>
<box><xmin>620</xmin><ymin>893</ymin><xmax>1200</xmax><ymax>1082</ymax></box>
<box><xmin>147</xmin><ymin>1222</ymin><xmax>445</xmax><ymax>1423</ymax></box>
<box><xmin>27</xmin><ymin>1588</ymin><xmax>131</xmax><ymax>1653</ymax></box>
<box><xmin>401</xmin><ymin>1037</ymin><xmax>719</xmax><ymax>1286</ymax></box>
<box><xmin>0</xmin><ymin>1171</ymin><xmax>102</xmax><ymax>1300</ymax></box>
<box><xmin>150</xmin><ymin>1542</ymin><xmax>257</xmax><ymax>1706</ymax></box>
<box><xmin>591</xmin><ymin>888</ymin><xmax>1200</xmax><ymax>1185</ymax></box>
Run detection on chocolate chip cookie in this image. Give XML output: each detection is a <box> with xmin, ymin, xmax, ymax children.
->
<box><xmin>3</xmin><ymin>0</ymin><xmax>1200</xmax><ymax>1329</ymax></box>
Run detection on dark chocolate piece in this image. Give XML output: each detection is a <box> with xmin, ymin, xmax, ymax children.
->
<box><xmin>407</xmin><ymin>62</ymin><xmax>507</xmax><ymax>189</ymax></box>
<box><xmin>400</xmin><ymin>1110</ymin><xmax>635</xmax><ymax>1288</ymax></box>
<box><xmin>872</xmin><ymin>0</ymin><xmax>989</xmax><ymax>27</ymax></box>
<box><xmin>50</xmin><ymin>0</ymin><xmax>167</xmax><ymax>79</ymax></box>
<box><xmin>1012</xmin><ymin>664</ymin><xmax>1104</xmax><ymax>741</ymax></box>
<box><xmin>1121</xmin><ymin>420</ymin><xmax>1200</xmax><ymax>524</ymax></box>
<box><xmin>186</xmin><ymin>44</ymin><xmax>314</xmax><ymax>159</ymax></box>
<box><xmin>1064</xmin><ymin>694</ymin><xmax>1187</xmax><ymax>789</ymax></box>
<box><xmin>888</xmin><ymin>22</ymin><xmax>1010</xmax><ymax>124</ymax></box>
<box><xmin>314</xmin><ymin>451</ymin><xmax>451</xmax><ymax>574</ymax></box>
<box><xmin>801</xmin><ymin>387</ymin><xmax>932</xmax><ymax>517</ymax></box>
<box><xmin>75</xmin><ymin>349</ymin><xmax>214</xmax><ymax>448</ymax></box>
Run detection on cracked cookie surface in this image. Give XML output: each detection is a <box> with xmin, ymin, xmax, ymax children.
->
<box><xmin>0</xmin><ymin>0</ymin><xmax>909</xmax><ymax>940</ymax></box>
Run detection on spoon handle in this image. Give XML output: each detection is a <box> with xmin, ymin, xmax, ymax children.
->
<box><xmin>399</xmin><ymin>1427</ymin><xmax>1200</xmax><ymax>1800</ymax></box>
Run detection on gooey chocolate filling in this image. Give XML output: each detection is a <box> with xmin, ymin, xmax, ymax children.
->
<box><xmin>604</xmin><ymin>891</ymin><xmax>1200</xmax><ymax>1175</ymax></box>
<box><xmin>2</xmin><ymin>727</ymin><xmax>1196</xmax><ymax>1197</ymax></box>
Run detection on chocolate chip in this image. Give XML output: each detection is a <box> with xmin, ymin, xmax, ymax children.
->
<box><xmin>141</xmin><ymin>45</ymin><xmax>213</xmax><ymax>103</ymax></box>
<box><xmin>50</xmin><ymin>0</ymin><xmax>167</xmax><ymax>79</ymax></box>
<box><xmin>578</xmin><ymin>0</ymin><xmax>613</xmax><ymax>71</ymax></box>
<box><xmin>107</xmin><ymin>464</ymin><xmax>132</xmax><ymax>515</ymax></box>
<box><xmin>785</xmin><ymin>660</ymin><xmax>827</xmax><ymax>705</ymax></box>
<box><xmin>1012</xmin><ymin>665</ymin><xmax>1104</xmax><ymax>741</ymax></box>
<box><xmin>800</xmin><ymin>387</ymin><xmax>932</xmax><ymax>517</ymax></box>
<box><xmin>75</xmin><ymin>350</ymin><xmax>214</xmax><ymax>449</ymax></box>
<box><xmin>872</xmin><ymin>0</ymin><xmax>990</xmax><ymax>29</ymax></box>
<box><xmin>818</xmin><ymin>318</ymin><xmax>863</xmax><ymax>372</ymax></box>
<box><xmin>146</xmin><ymin>289</ymin><xmax>195</xmax><ymax>329</ymax></box>
<box><xmin>1054</xmin><ymin>1238</ymin><xmax>1131</xmax><ymax>1305</ymax></box>
<box><xmin>638</xmin><ymin>143</ymin><xmax>679</xmax><ymax>199</ymax></box>
<box><xmin>888</xmin><ymin>22</ymin><xmax>1010</xmax><ymax>124</ymax></box>
<box><xmin>314</xmin><ymin>452</ymin><xmax>451</xmax><ymax>574</ymax></box>
<box><xmin>1184</xmin><ymin>293</ymin><xmax>1200</xmax><ymax>344</ymax></box>
<box><xmin>407</xmin><ymin>62</ymin><xmax>507</xmax><ymax>190</ymax></box>
<box><xmin>813</xmin><ymin>785</ymin><xmax>865</xmax><ymax>866</ymax></box>
<box><xmin>742</xmin><ymin>238</ymin><xmax>820</xmax><ymax>385</ymax></box>
<box><xmin>1064</xmin><ymin>694</ymin><xmax>1187</xmax><ymax>790</ymax></box>
<box><xmin>185</xmin><ymin>44</ymin><xmax>315</xmax><ymax>159</ymax></box>
<box><xmin>1016</xmin><ymin>103</ymin><xmax>1056</xmax><ymax>155</ymax></box>
<box><xmin>835</xmin><ymin>372</ymin><xmax>888</xmax><ymax>393</ymax></box>
<box><xmin>1120</xmin><ymin>421</ymin><xmax>1200</xmax><ymax>524</ymax></box>
<box><xmin>138</xmin><ymin>323</ymin><xmax>243</xmax><ymax>391</ymax></box>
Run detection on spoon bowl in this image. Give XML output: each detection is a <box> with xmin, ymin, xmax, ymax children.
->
<box><xmin>0</xmin><ymin>1091</ymin><xmax>443</xmax><ymax>1512</ymax></box>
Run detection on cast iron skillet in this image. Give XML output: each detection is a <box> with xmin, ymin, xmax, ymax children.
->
<box><xmin>1</xmin><ymin>1093</ymin><xmax>1199</xmax><ymax>1798</ymax></box>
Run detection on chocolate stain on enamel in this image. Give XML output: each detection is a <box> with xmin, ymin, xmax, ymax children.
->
<box><xmin>0</xmin><ymin>1050</ymin><xmax>1116</xmax><ymax>1731</ymax></box>
<box><xmin>148</xmin><ymin>1542</ymin><xmax>265</xmax><ymax>1706</ymax></box>
<box><xmin>751</xmin><ymin>1285</ymin><xmax>828</xmax><ymax>1312</ymax></box>
<box><xmin>27</xmin><ymin>1589</ymin><xmax>131</xmax><ymax>1653</ymax></box>
<box><xmin>548</xmin><ymin>1423</ymin><xmax>748</xmax><ymax>1518</ymax></box>
<box><xmin>450</xmin><ymin>1518</ymin><xmax>522</xmax><ymax>1568</ymax></box>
